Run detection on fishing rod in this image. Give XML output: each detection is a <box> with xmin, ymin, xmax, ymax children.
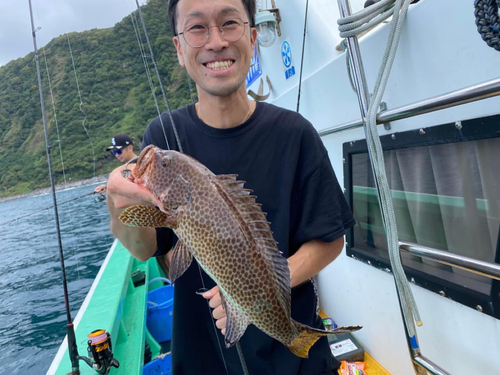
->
<box><xmin>0</xmin><ymin>191</ymin><xmax>98</xmax><ymax>227</ymax></box>
<box><xmin>28</xmin><ymin>0</ymin><xmax>80</xmax><ymax>373</ymax></box>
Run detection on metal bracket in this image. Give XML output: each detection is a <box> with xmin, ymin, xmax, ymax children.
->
<box><xmin>380</xmin><ymin>102</ymin><xmax>391</xmax><ymax>130</ymax></box>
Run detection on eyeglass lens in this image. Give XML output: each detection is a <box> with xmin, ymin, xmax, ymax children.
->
<box><xmin>112</xmin><ymin>149</ymin><xmax>122</xmax><ymax>156</ymax></box>
<box><xmin>182</xmin><ymin>19</ymin><xmax>248</xmax><ymax>48</ymax></box>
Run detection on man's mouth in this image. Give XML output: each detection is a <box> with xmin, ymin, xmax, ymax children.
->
<box><xmin>204</xmin><ymin>60</ymin><xmax>234</xmax><ymax>71</ymax></box>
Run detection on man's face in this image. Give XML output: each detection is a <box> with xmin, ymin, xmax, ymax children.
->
<box><xmin>114</xmin><ymin>145</ymin><xmax>132</xmax><ymax>163</ymax></box>
<box><xmin>173</xmin><ymin>0</ymin><xmax>257</xmax><ymax>98</ymax></box>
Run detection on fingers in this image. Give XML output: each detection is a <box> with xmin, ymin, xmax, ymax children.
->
<box><xmin>201</xmin><ymin>286</ymin><xmax>227</xmax><ymax>335</ymax></box>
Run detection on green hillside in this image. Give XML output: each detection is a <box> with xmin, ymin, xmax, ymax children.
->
<box><xmin>0</xmin><ymin>0</ymin><xmax>195</xmax><ymax>198</ymax></box>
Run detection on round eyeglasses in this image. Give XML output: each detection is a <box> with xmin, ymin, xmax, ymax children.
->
<box><xmin>178</xmin><ymin>18</ymin><xmax>249</xmax><ymax>48</ymax></box>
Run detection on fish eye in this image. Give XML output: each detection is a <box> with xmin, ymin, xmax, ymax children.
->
<box><xmin>161</xmin><ymin>157</ymin><xmax>171</xmax><ymax>167</ymax></box>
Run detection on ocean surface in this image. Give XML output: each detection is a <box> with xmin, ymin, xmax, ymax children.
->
<box><xmin>0</xmin><ymin>183</ymin><xmax>114</xmax><ymax>375</ymax></box>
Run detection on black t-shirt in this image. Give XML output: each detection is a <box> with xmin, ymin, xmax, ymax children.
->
<box><xmin>142</xmin><ymin>102</ymin><xmax>355</xmax><ymax>375</ymax></box>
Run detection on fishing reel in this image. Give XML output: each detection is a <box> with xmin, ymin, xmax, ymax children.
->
<box><xmin>78</xmin><ymin>329</ymin><xmax>119</xmax><ymax>374</ymax></box>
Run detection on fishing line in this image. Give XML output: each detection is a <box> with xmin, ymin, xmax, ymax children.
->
<box><xmin>130</xmin><ymin>12</ymin><xmax>171</xmax><ymax>151</ymax></box>
<box><xmin>0</xmin><ymin>192</ymin><xmax>94</xmax><ymax>227</ymax></box>
<box><xmin>42</xmin><ymin>46</ymin><xmax>84</xmax><ymax>283</ymax></box>
<box><xmin>133</xmin><ymin>0</ymin><xmax>183</xmax><ymax>153</ymax></box>
<box><xmin>66</xmin><ymin>34</ymin><xmax>97</xmax><ymax>177</ymax></box>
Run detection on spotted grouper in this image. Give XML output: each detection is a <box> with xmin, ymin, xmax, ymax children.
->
<box><xmin>119</xmin><ymin>145</ymin><xmax>360</xmax><ymax>358</ymax></box>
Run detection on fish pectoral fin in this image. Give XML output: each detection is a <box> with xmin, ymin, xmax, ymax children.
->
<box><xmin>169</xmin><ymin>239</ymin><xmax>193</xmax><ymax>284</ymax></box>
<box><xmin>219</xmin><ymin>292</ymin><xmax>250</xmax><ymax>348</ymax></box>
<box><xmin>119</xmin><ymin>205</ymin><xmax>179</xmax><ymax>228</ymax></box>
<box><xmin>288</xmin><ymin>320</ymin><xmax>362</xmax><ymax>358</ymax></box>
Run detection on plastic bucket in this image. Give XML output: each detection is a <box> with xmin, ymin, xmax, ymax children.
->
<box><xmin>147</xmin><ymin>285</ymin><xmax>174</xmax><ymax>343</ymax></box>
<box><xmin>143</xmin><ymin>353</ymin><xmax>172</xmax><ymax>375</ymax></box>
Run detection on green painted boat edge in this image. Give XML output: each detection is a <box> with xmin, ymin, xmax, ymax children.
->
<box><xmin>47</xmin><ymin>239</ymin><xmax>166</xmax><ymax>375</ymax></box>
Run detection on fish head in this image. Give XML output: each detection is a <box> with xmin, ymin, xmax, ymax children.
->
<box><xmin>132</xmin><ymin>145</ymin><xmax>192</xmax><ymax>211</ymax></box>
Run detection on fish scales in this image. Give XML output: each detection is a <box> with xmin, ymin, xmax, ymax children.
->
<box><xmin>119</xmin><ymin>145</ymin><xmax>361</xmax><ymax>358</ymax></box>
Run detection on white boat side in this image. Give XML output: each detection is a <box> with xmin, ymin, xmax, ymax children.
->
<box><xmin>249</xmin><ymin>0</ymin><xmax>500</xmax><ymax>374</ymax></box>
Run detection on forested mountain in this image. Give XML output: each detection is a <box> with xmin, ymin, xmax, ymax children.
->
<box><xmin>0</xmin><ymin>0</ymin><xmax>195</xmax><ymax>197</ymax></box>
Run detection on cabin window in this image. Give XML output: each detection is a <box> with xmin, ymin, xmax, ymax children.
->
<box><xmin>343</xmin><ymin>114</ymin><xmax>500</xmax><ymax>319</ymax></box>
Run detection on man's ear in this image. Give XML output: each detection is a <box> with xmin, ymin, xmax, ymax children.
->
<box><xmin>173</xmin><ymin>36</ymin><xmax>185</xmax><ymax>66</ymax></box>
<box><xmin>250</xmin><ymin>28</ymin><xmax>257</xmax><ymax>57</ymax></box>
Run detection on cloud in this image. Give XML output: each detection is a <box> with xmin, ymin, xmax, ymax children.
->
<box><xmin>0</xmin><ymin>0</ymin><xmax>148</xmax><ymax>66</ymax></box>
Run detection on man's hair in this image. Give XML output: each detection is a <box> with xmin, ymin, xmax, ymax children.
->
<box><xmin>168</xmin><ymin>0</ymin><xmax>256</xmax><ymax>36</ymax></box>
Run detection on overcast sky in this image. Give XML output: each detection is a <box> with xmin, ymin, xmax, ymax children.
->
<box><xmin>0</xmin><ymin>0</ymin><xmax>148</xmax><ymax>66</ymax></box>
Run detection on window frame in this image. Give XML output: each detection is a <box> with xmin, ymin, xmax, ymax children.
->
<box><xmin>343</xmin><ymin>114</ymin><xmax>500</xmax><ymax>319</ymax></box>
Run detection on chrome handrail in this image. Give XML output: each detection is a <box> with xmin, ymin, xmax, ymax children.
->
<box><xmin>319</xmin><ymin>77</ymin><xmax>500</xmax><ymax>136</ymax></box>
<box><xmin>400</xmin><ymin>241</ymin><xmax>500</xmax><ymax>281</ymax></box>
<box><xmin>413</xmin><ymin>356</ymin><xmax>450</xmax><ymax>375</ymax></box>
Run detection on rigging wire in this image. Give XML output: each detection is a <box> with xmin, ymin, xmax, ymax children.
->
<box><xmin>66</xmin><ymin>34</ymin><xmax>97</xmax><ymax>177</ymax></box>
<box><xmin>28</xmin><ymin>1</ymin><xmax>80</xmax><ymax>373</ymax></box>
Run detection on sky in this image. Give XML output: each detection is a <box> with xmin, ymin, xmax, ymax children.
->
<box><xmin>0</xmin><ymin>0</ymin><xmax>148</xmax><ymax>66</ymax></box>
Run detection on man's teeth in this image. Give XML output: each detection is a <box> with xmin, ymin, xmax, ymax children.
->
<box><xmin>206</xmin><ymin>60</ymin><xmax>233</xmax><ymax>70</ymax></box>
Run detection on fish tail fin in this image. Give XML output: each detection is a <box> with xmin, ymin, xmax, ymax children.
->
<box><xmin>288</xmin><ymin>320</ymin><xmax>363</xmax><ymax>358</ymax></box>
<box><xmin>288</xmin><ymin>320</ymin><xmax>330</xmax><ymax>358</ymax></box>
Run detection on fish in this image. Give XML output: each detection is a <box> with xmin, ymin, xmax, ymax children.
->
<box><xmin>119</xmin><ymin>145</ymin><xmax>361</xmax><ymax>358</ymax></box>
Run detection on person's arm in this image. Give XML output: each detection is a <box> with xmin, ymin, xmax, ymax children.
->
<box><xmin>202</xmin><ymin>237</ymin><xmax>344</xmax><ymax>334</ymax></box>
<box><xmin>106</xmin><ymin>164</ymin><xmax>159</xmax><ymax>261</ymax></box>
<box><xmin>287</xmin><ymin>237</ymin><xmax>344</xmax><ymax>288</ymax></box>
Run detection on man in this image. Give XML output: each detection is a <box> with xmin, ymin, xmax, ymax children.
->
<box><xmin>93</xmin><ymin>134</ymin><xmax>137</xmax><ymax>194</ymax></box>
<box><xmin>106</xmin><ymin>0</ymin><xmax>355</xmax><ymax>373</ymax></box>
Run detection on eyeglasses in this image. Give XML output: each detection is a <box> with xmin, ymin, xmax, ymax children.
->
<box><xmin>178</xmin><ymin>18</ymin><xmax>249</xmax><ymax>48</ymax></box>
<box><xmin>111</xmin><ymin>149</ymin><xmax>122</xmax><ymax>156</ymax></box>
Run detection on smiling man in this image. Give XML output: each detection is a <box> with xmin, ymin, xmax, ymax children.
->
<box><xmin>106</xmin><ymin>0</ymin><xmax>355</xmax><ymax>374</ymax></box>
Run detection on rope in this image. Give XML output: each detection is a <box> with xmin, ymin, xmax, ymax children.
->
<box><xmin>66</xmin><ymin>34</ymin><xmax>97</xmax><ymax>177</ymax></box>
<box><xmin>475</xmin><ymin>0</ymin><xmax>500</xmax><ymax>52</ymax></box>
<box><xmin>365</xmin><ymin>0</ymin><xmax>421</xmax><ymax>339</ymax></box>
<box><xmin>338</xmin><ymin>0</ymin><xmax>421</xmax><ymax>341</ymax></box>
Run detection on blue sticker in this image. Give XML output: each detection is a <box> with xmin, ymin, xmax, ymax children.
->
<box><xmin>281</xmin><ymin>40</ymin><xmax>295</xmax><ymax>80</ymax></box>
<box><xmin>246</xmin><ymin>44</ymin><xmax>262</xmax><ymax>88</ymax></box>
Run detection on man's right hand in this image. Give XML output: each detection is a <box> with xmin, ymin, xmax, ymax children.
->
<box><xmin>106</xmin><ymin>164</ymin><xmax>160</xmax><ymax>261</ymax></box>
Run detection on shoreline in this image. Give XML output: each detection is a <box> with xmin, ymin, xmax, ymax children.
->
<box><xmin>0</xmin><ymin>175</ymin><xmax>108</xmax><ymax>204</ymax></box>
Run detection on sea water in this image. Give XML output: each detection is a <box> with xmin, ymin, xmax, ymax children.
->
<box><xmin>0</xmin><ymin>184</ymin><xmax>114</xmax><ymax>374</ymax></box>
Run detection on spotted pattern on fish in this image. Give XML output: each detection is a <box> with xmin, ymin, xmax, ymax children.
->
<box><xmin>119</xmin><ymin>145</ymin><xmax>361</xmax><ymax>357</ymax></box>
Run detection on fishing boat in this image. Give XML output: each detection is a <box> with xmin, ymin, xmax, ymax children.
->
<box><xmin>47</xmin><ymin>0</ymin><xmax>500</xmax><ymax>374</ymax></box>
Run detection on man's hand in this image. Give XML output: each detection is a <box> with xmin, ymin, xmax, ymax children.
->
<box><xmin>94</xmin><ymin>184</ymin><xmax>107</xmax><ymax>194</ymax></box>
<box><xmin>106</xmin><ymin>163</ymin><xmax>159</xmax><ymax>261</ymax></box>
<box><xmin>202</xmin><ymin>286</ymin><xmax>227</xmax><ymax>335</ymax></box>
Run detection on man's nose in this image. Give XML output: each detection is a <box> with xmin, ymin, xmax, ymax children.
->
<box><xmin>205</xmin><ymin>26</ymin><xmax>229</xmax><ymax>50</ymax></box>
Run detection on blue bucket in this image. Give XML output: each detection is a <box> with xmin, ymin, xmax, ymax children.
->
<box><xmin>147</xmin><ymin>284</ymin><xmax>174</xmax><ymax>343</ymax></box>
<box><xmin>143</xmin><ymin>353</ymin><xmax>172</xmax><ymax>375</ymax></box>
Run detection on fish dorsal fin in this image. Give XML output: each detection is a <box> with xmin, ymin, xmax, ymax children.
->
<box><xmin>212</xmin><ymin>175</ymin><xmax>291</xmax><ymax>321</ymax></box>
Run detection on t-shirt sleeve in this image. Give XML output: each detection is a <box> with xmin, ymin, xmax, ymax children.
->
<box><xmin>290</xmin><ymin>122</ymin><xmax>356</xmax><ymax>250</ymax></box>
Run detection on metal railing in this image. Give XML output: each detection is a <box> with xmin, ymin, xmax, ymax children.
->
<box><xmin>400</xmin><ymin>241</ymin><xmax>500</xmax><ymax>281</ymax></box>
<box><xmin>319</xmin><ymin>77</ymin><xmax>500</xmax><ymax>136</ymax></box>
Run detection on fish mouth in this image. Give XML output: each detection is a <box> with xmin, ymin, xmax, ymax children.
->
<box><xmin>132</xmin><ymin>145</ymin><xmax>156</xmax><ymax>180</ymax></box>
